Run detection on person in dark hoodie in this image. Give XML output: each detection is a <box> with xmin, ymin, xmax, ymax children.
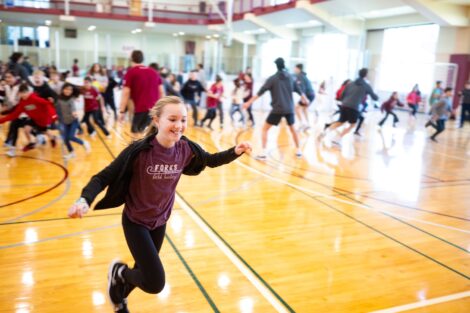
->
<box><xmin>243</xmin><ymin>57</ymin><xmax>306</xmax><ymax>159</ymax></box>
<box><xmin>378</xmin><ymin>91</ymin><xmax>404</xmax><ymax>128</ymax></box>
<box><xmin>181</xmin><ymin>70</ymin><xmax>206</xmax><ymax>126</ymax></box>
<box><xmin>7</xmin><ymin>52</ymin><xmax>29</xmax><ymax>82</ymax></box>
<box><xmin>318</xmin><ymin>68</ymin><xmax>378</xmax><ymax>147</ymax></box>
<box><xmin>68</xmin><ymin>96</ymin><xmax>252</xmax><ymax>313</ymax></box>
<box><xmin>294</xmin><ymin>63</ymin><xmax>315</xmax><ymax>131</ymax></box>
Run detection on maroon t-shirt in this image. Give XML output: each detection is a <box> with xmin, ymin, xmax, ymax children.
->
<box><xmin>82</xmin><ymin>87</ymin><xmax>100</xmax><ymax>112</ymax></box>
<box><xmin>123</xmin><ymin>65</ymin><xmax>162</xmax><ymax>113</ymax></box>
<box><xmin>124</xmin><ymin>137</ymin><xmax>194</xmax><ymax>229</ymax></box>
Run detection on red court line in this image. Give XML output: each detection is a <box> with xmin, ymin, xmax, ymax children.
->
<box><xmin>0</xmin><ymin>155</ymin><xmax>68</xmax><ymax>208</ymax></box>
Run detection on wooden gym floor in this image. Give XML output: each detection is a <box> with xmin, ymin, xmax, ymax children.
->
<box><xmin>0</xmin><ymin>109</ymin><xmax>469</xmax><ymax>313</ymax></box>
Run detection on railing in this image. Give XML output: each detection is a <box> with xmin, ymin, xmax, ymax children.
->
<box><xmin>1</xmin><ymin>0</ymin><xmax>297</xmax><ymax>21</ymax></box>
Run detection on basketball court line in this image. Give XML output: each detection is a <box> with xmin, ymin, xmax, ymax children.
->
<box><xmin>175</xmin><ymin>194</ymin><xmax>294</xmax><ymax>313</ymax></box>
<box><xmin>225</xmin><ymin>132</ymin><xmax>470</xmax><ymax>234</ymax></box>
<box><xmin>369</xmin><ymin>290</ymin><xmax>470</xmax><ymax>313</ymax></box>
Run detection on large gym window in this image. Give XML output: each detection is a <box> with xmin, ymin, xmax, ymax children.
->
<box><xmin>377</xmin><ymin>24</ymin><xmax>440</xmax><ymax>94</ymax></box>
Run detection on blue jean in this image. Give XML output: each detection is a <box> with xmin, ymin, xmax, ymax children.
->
<box><xmin>61</xmin><ymin>119</ymin><xmax>83</xmax><ymax>152</ymax></box>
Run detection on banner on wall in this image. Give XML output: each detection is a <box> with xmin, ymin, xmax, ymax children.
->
<box><xmin>129</xmin><ymin>0</ymin><xmax>142</xmax><ymax>16</ymax></box>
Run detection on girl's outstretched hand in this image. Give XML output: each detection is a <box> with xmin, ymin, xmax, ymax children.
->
<box><xmin>235</xmin><ymin>142</ymin><xmax>252</xmax><ymax>155</ymax></box>
<box><xmin>68</xmin><ymin>197</ymin><xmax>90</xmax><ymax>218</ymax></box>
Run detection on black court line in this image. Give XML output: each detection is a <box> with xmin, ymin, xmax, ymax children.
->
<box><xmin>177</xmin><ymin>192</ymin><xmax>296</xmax><ymax>313</ymax></box>
<box><xmin>0</xmin><ymin>154</ymin><xmax>69</xmax><ymax>208</ymax></box>
<box><xmin>233</xmin><ymin>129</ymin><xmax>470</xmax><ymax>222</ymax></box>
<box><xmin>228</xmin><ymin>133</ymin><xmax>470</xmax><ymax>253</ymax></box>
<box><xmin>96</xmin><ymin>131</ymin><xmax>223</xmax><ymax>313</ymax></box>
<box><xmin>194</xmin><ymin>136</ymin><xmax>470</xmax><ymax>255</ymax></box>
<box><xmin>228</xmin><ymin>133</ymin><xmax>470</xmax><ymax>280</ymax></box>
<box><xmin>165</xmin><ymin>234</ymin><xmax>220</xmax><ymax>313</ymax></box>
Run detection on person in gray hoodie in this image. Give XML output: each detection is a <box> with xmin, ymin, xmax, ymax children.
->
<box><xmin>319</xmin><ymin>68</ymin><xmax>378</xmax><ymax>146</ymax></box>
<box><xmin>243</xmin><ymin>57</ymin><xmax>306</xmax><ymax>159</ymax></box>
<box><xmin>425</xmin><ymin>87</ymin><xmax>453</xmax><ymax>142</ymax></box>
<box><xmin>56</xmin><ymin>83</ymin><xmax>91</xmax><ymax>159</ymax></box>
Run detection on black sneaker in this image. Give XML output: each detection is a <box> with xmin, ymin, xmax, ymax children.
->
<box><xmin>108</xmin><ymin>260</ymin><xmax>129</xmax><ymax>312</ymax></box>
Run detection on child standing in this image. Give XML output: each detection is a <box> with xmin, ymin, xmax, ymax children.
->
<box><xmin>200</xmin><ymin>75</ymin><xmax>224</xmax><ymax>130</ymax></box>
<box><xmin>56</xmin><ymin>83</ymin><xmax>91</xmax><ymax>159</ymax></box>
<box><xmin>82</xmin><ymin>77</ymin><xmax>110</xmax><ymax>138</ymax></box>
<box><xmin>425</xmin><ymin>87</ymin><xmax>453</xmax><ymax>142</ymax></box>
<box><xmin>378</xmin><ymin>92</ymin><xmax>404</xmax><ymax>127</ymax></box>
<box><xmin>230</xmin><ymin>78</ymin><xmax>245</xmax><ymax>126</ymax></box>
<box><xmin>68</xmin><ymin>96</ymin><xmax>251</xmax><ymax>313</ymax></box>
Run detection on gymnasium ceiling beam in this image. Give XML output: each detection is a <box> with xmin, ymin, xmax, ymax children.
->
<box><xmin>243</xmin><ymin>13</ymin><xmax>299</xmax><ymax>41</ymax></box>
<box><xmin>295</xmin><ymin>0</ymin><xmax>365</xmax><ymax>36</ymax></box>
<box><xmin>403</xmin><ymin>0</ymin><xmax>470</xmax><ymax>26</ymax></box>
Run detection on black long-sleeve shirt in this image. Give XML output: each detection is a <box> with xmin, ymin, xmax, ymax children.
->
<box><xmin>181</xmin><ymin>79</ymin><xmax>205</xmax><ymax>101</ymax></box>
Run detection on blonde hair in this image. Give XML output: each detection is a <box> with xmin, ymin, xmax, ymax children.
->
<box><xmin>145</xmin><ymin>96</ymin><xmax>185</xmax><ymax>137</ymax></box>
<box><xmin>33</xmin><ymin>69</ymin><xmax>44</xmax><ymax>77</ymax></box>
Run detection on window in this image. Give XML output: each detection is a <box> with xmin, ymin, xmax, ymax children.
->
<box><xmin>377</xmin><ymin>24</ymin><xmax>440</xmax><ymax>94</ymax></box>
<box><xmin>37</xmin><ymin>26</ymin><xmax>50</xmax><ymax>48</ymax></box>
<box><xmin>13</xmin><ymin>0</ymin><xmax>50</xmax><ymax>9</ymax></box>
<box><xmin>259</xmin><ymin>38</ymin><xmax>291</xmax><ymax>78</ymax></box>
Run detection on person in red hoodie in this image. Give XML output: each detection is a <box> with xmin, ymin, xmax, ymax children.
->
<box><xmin>0</xmin><ymin>83</ymin><xmax>57</xmax><ymax>156</ymax></box>
<box><xmin>199</xmin><ymin>75</ymin><xmax>224</xmax><ymax>130</ymax></box>
<box><xmin>378</xmin><ymin>91</ymin><xmax>404</xmax><ymax>128</ymax></box>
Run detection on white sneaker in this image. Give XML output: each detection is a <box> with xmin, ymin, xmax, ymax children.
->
<box><xmin>331</xmin><ymin>139</ymin><xmax>342</xmax><ymax>148</ymax></box>
<box><xmin>295</xmin><ymin>150</ymin><xmax>302</xmax><ymax>158</ymax></box>
<box><xmin>63</xmin><ymin>152</ymin><xmax>76</xmax><ymax>160</ymax></box>
<box><xmin>83</xmin><ymin>140</ymin><xmax>91</xmax><ymax>153</ymax></box>
<box><xmin>317</xmin><ymin>131</ymin><xmax>326</xmax><ymax>141</ymax></box>
<box><xmin>37</xmin><ymin>134</ymin><xmax>47</xmax><ymax>145</ymax></box>
<box><xmin>89</xmin><ymin>132</ymin><xmax>97</xmax><ymax>138</ymax></box>
<box><xmin>6</xmin><ymin>148</ymin><xmax>16</xmax><ymax>157</ymax></box>
<box><xmin>255</xmin><ymin>154</ymin><xmax>267</xmax><ymax>160</ymax></box>
<box><xmin>3</xmin><ymin>142</ymin><xmax>13</xmax><ymax>148</ymax></box>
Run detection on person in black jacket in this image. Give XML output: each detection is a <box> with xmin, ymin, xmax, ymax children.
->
<box><xmin>181</xmin><ymin>70</ymin><xmax>206</xmax><ymax>126</ymax></box>
<box><xmin>68</xmin><ymin>96</ymin><xmax>251</xmax><ymax>313</ymax></box>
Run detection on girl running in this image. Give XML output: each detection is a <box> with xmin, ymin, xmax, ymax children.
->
<box><xmin>56</xmin><ymin>83</ymin><xmax>91</xmax><ymax>159</ymax></box>
<box><xmin>230</xmin><ymin>78</ymin><xmax>245</xmax><ymax>126</ymax></box>
<box><xmin>67</xmin><ymin>96</ymin><xmax>251</xmax><ymax>313</ymax></box>
<box><xmin>378</xmin><ymin>92</ymin><xmax>404</xmax><ymax>128</ymax></box>
<box><xmin>200</xmin><ymin>75</ymin><xmax>224</xmax><ymax>130</ymax></box>
<box><xmin>82</xmin><ymin>76</ymin><xmax>110</xmax><ymax>138</ymax></box>
<box><xmin>406</xmin><ymin>84</ymin><xmax>421</xmax><ymax>117</ymax></box>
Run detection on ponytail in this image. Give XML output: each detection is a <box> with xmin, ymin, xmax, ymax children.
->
<box><xmin>144</xmin><ymin>96</ymin><xmax>184</xmax><ymax>137</ymax></box>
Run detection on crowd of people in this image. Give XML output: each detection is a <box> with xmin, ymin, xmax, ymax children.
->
<box><xmin>1</xmin><ymin>50</ymin><xmax>470</xmax><ymax>160</ymax></box>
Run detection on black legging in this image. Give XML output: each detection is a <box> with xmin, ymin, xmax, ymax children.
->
<box><xmin>408</xmin><ymin>103</ymin><xmax>418</xmax><ymax>116</ymax></box>
<box><xmin>430</xmin><ymin>119</ymin><xmax>446</xmax><ymax>139</ymax></box>
<box><xmin>200</xmin><ymin>108</ymin><xmax>216</xmax><ymax>127</ymax></box>
<box><xmin>5</xmin><ymin>118</ymin><xmax>27</xmax><ymax>145</ymax></box>
<box><xmin>378</xmin><ymin>111</ymin><xmax>399</xmax><ymax>126</ymax></box>
<box><xmin>217</xmin><ymin>101</ymin><xmax>224</xmax><ymax>127</ymax></box>
<box><xmin>460</xmin><ymin>103</ymin><xmax>470</xmax><ymax>127</ymax></box>
<box><xmin>122</xmin><ymin>213</ymin><xmax>166</xmax><ymax>295</ymax></box>
<box><xmin>83</xmin><ymin>110</ymin><xmax>110</xmax><ymax>136</ymax></box>
<box><xmin>243</xmin><ymin>96</ymin><xmax>254</xmax><ymax>126</ymax></box>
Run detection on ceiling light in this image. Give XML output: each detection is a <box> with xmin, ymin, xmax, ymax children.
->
<box><xmin>135</xmin><ymin>28</ymin><xmax>142</xmax><ymax>33</ymax></box>
<box><xmin>45</xmin><ymin>20</ymin><xmax>51</xmax><ymax>26</ymax></box>
<box><xmin>179</xmin><ymin>31</ymin><xmax>185</xmax><ymax>35</ymax></box>
<box><xmin>206</xmin><ymin>35</ymin><xmax>211</xmax><ymax>39</ymax></box>
<box><xmin>173</xmin><ymin>33</ymin><xmax>178</xmax><ymax>37</ymax></box>
<box><xmin>213</xmin><ymin>34</ymin><xmax>219</xmax><ymax>38</ymax></box>
<box><xmin>88</xmin><ymin>25</ymin><xmax>96</xmax><ymax>31</ymax></box>
<box><xmin>145</xmin><ymin>21</ymin><xmax>155</xmax><ymax>28</ymax></box>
